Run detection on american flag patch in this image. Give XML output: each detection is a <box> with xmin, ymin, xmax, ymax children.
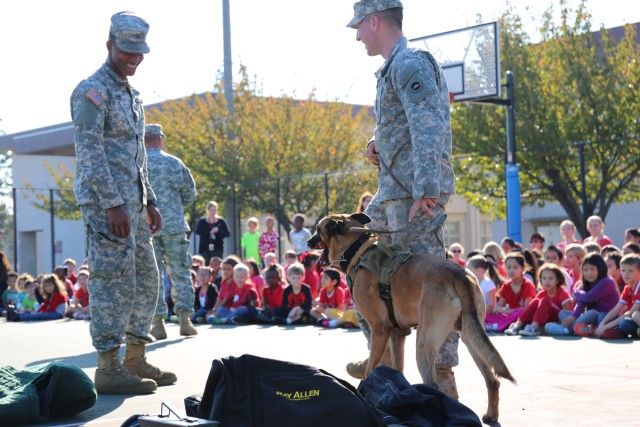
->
<box><xmin>85</xmin><ymin>89</ymin><xmax>104</xmax><ymax>107</ymax></box>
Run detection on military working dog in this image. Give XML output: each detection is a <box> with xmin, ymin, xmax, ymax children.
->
<box><xmin>308</xmin><ymin>213</ymin><xmax>516</xmax><ymax>423</ymax></box>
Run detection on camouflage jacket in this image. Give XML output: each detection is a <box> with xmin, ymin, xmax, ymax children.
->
<box><xmin>70</xmin><ymin>63</ymin><xmax>155</xmax><ymax>209</ymax></box>
<box><xmin>373</xmin><ymin>37</ymin><xmax>455</xmax><ymax>202</ymax></box>
<box><xmin>146</xmin><ymin>148</ymin><xmax>196</xmax><ymax>235</ymax></box>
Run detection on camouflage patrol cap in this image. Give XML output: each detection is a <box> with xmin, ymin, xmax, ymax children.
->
<box><xmin>110</xmin><ymin>11</ymin><xmax>150</xmax><ymax>54</ymax></box>
<box><xmin>347</xmin><ymin>0</ymin><xmax>403</xmax><ymax>28</ymax></box>
<box><xmin>145</xmin><ymin>124</ymin><xmax>165</xmax><ymax>137</ymax></box>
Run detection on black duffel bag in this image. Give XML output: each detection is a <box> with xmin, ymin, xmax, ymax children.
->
<box><xmin>194</xmin><ymin>354</ymin><xmax>385</xmax><ymax>427</ymax></box>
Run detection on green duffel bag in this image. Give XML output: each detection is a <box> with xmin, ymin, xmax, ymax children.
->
<box><xmin>0</xmin><ymin>362</ymin><xmax>97</xmax><ymax>426</ymax></box>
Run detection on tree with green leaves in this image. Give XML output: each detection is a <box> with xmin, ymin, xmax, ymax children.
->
<box><xmin>452</xmin><ymin>0</ymin><xmax>640</xmax><ymax>238</ymax></box>
<box><xmin>146</xmin><ymin>66</ymin><xmax>375</xmax><ymax>235</ymax></box>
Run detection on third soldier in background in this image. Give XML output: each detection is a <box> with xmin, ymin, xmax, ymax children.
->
<box><xmin>144</xmin><ymin>124</ymin><xmax>198</xmax><ymax>338</ymax></box>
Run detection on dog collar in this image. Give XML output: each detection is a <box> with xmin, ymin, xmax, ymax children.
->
<box><xmin>336</xmin><ymin>232</ymin><xmax>372</xmax><ymax>273</ymax></box>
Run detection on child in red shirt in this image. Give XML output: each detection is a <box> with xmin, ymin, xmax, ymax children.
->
<box><xmin>595</xmin><ymin>254</ymin><xmax>640</xmax><ymax>339</ymax></box>
<box><xmin>485</xmin><ymin>252</ymin><xmax>537</xmax><ymax>333</ymax></box>
<box><xmin>209</xmin><ymin>263</ymin><xmax>258</xmax><ymax>324</ymax></box>
<box><xmin>67</xmin><ymin>268</ymin><xmax>91</xmax><ymax>320</ymax></box>
<box><xmin>8</xmin><ymin>274</ymin><xmax>68</xmax><ymax>322</ymax></box>
<box><xmin>507</xmin><ymin>264</ymin><xmax>573</xmax><ymax>336</ymax></box>
<box><xmin>275</xmin><ymin>262</ymin><xmax>313</xmax><ymax>325</ymax></box>
<box><xmin>253</xmin><ymin>265</ymin><xmax>287</xmax><ymax>324</ymax></box>
<box><xmin>311</xmin><ymin>268</ymin><xmax>346</xmax><ymax>327</ymax></box>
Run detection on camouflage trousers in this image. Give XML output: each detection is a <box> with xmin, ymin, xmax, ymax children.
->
<box><xmin>80</xmin><ymin>203</ymin><xmax>159</xmax><ymax>352</ymax></box>
<box><xmin>355</xmin><ymin>195</ymin><xmax>459</xmax><ymax>369</ymax></box>
<box><xmin>153</xmin><ymin>233</ymin><xmax>194</xmax><ymax>316</ymax></box>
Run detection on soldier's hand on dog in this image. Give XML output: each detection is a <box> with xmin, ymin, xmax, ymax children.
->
<box><xmin>409</xmin><ymin>198</ymin><xmax>438</xmax><ymax>221</ymax></box>
<box><xmin>366</xmin><ymin>140</ymin><xmax>379</xmax><ymax>165</ymax></box>
<box><xmin>146</xmin><ymin>204</ymin><xmax>163</xmax><ymax>235</ymax></box>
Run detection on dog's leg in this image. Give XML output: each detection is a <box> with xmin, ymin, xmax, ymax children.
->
<box><xmin>415</xmin><ymin>327</ymin><xmax>442</xmax><ymax>388</ymax></box>
<box><xmin>465</xmin><ymin>343</ymin><xmax>501</xmax><ymax>423</ymax></box>
<box><xmin>389</xmin><ymin>328</ymin><xmax>406</xmax><ymax>372</ymax></box>
<box><xmin>366</xmin><ymin>325</ymin><xmax>391</xmax><ymax>378</ymax></box>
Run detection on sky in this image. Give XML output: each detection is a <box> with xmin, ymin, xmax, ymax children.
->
<box><xmin>0</xmin><ymin>0</ymin><xmax>638</xmax><ymax>135</ymax></box>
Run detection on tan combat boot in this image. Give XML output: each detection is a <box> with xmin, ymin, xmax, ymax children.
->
<box><xmin>123</xmin><ymin>343</ymin><xmax>177</xmax><ymax>386</ymax></box>
<box><xmin>179</xmin><ymin>311</ymin><xmax>198</xmax><ymax>336</ymax></box>
<box><xmin>436</xmin><ymin>367</ymin><xmax>459</xmax><ymax>400</ymax></box>
<box><xmin>94</xmin><ymin>347</ymin><xmax>157</xmax><ymax>394</ymax></box>
<box><xmin>150</xmin><ymin>315</ymin><xmax>167</xmax><ymax>340</ymax></box>
<box><xmin>346</xmin><ymin>347</ymin><xmax>393</xmax><ymax>380</ymax></box>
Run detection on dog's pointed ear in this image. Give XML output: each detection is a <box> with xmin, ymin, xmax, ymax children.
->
<box><xmin>349</xmin><ymin>212</ymin><xmax>371</xmax><ymax>225</ymax></box>
<box><xmin>326</xmin><ymin>219</ymin><xmax>346</xmax><ymax>235</ymax></box>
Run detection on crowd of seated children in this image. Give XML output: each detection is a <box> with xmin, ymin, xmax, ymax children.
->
<box><xmin>208</xmin><ymin>262</ymin><xmax>259</xmax><ymax>324</ymax></box>
<box><xmin>6</xmin><ymin>274</ymin><xmax>68</xmax><ymax>322</ymax></box>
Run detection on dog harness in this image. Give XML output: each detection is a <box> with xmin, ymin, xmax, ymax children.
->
<box><xmin>344</xmin><ymin>238</ymin><xmax>414</xmax><ymax>332</ymax></box>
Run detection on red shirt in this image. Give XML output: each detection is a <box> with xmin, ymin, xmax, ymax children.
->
<box><xmin>228</xmin><ymin>282</ymin><xmax>259</xmax><ymax>309</ymax></box>
<box><xmin>500</xmin><ymin>277</ymin><xmax>537</xmax><ymax>309</ymax></box>
<box><xmin>619</xmin><ymin>282</ymin><xmax>640</xmax><ymax>311</ymax></box>
<box><xmin>282</xmin><ymin>284</ymin><xmax>313</xmax><ymax>312</ymax></box>
<box><xmin>304</xmin><ymin>269</ymin><xmax>320</xmax><ymax>300</ymax></box>
<box><xmin>258</xmin><ymin>231</ymin><xmax>279</xmax><ymax>260</ymax></box>
<box><xmin>263</xmin><ymin>283</ymin><xmax>286</xmax><ymax>310</ymax></box>
<box><xmin>338</xmin><ymin>281</ymin><xmax>354</xmax><ymax>309</ymax></box>
<box><xmin>557</xmin><ymin>239</ymin><xmax>581</xmax><ymax>253</ymax></box>
<box><xmin>319</xmin><ymin>286</ymin><xmax>345</xmax><ymax>309</ymax></box>
<box><xmin>74</xmin><ymin>287</ymin><xmax>90</xmax><ymax>307</ymax></box>
<box><xmin>456</xmin><ymin>259</ymin><xmax>466</xmax><ymax>267</ymax></box>
<box><xmin>535</xmin><ymin>287</ymin><xmax>573</xmax><ymax>311</ymax></box>
<box><xmin>583</xmin><ymin>235</ymin><xmax>613</xmax><ymax>248</ymax></box>
<box><xmin>218</xmin><ymin>279</ymin><xmax>235</xmax><ymax>305</ymax></box>
<box><xmin>38</xmin><ymin>292</ymin><xmax>68</xmax><ymax>313</ymax></box>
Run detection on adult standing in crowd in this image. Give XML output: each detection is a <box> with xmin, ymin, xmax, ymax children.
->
<box><xmin>144</xmin><ymin>123</ymin><xmax>198</xmax><ymax>339</ymax></box>
<box><xmin>195</xmin><ymin>201</ymin><xmax>230</xmax><ymax>264</ymax></box>
<box><xmin>346</xmin><ymin>0</ymin><xmax>460</xmax><ymax>398</ymax></box>
<box><xmin>70</xmin><ymin>11</ymin><xmax>175</xmax><ymax>395</ymax></box>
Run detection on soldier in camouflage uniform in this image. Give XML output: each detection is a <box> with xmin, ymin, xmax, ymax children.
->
<box><xmin>346</xmin><ymin>0</ymin><xmax>460</xmax><ymax>399</ymax></box>
<box><xmin>144</xmin><ymin>124</ymin><xmax>198</xmax><ymax>338</ymax></box>
<box><xmin>70</xmin><ymin>12</ymin><xmax>176</xmax><ymax>395</ymax></box>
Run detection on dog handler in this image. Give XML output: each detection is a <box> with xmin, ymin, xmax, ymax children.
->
<box><xmin>346</xmin><ymin>0</ymin><xmax>460</xmax><ymax>398</ymax></box>
<box><xmin>71</xmin><ymin>12</ymin><xmax>176</xmax><ymax>394</ymax></box>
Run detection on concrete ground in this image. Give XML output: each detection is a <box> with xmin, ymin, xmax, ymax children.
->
<box><xmin>4</xmin><ymin>319</ymin><xmax>639</xmax><ymax>427</ymax></box>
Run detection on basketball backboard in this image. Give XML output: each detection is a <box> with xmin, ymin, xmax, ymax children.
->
<box><xmin>410</xmin><ymin>22</ymin><xmax>500</xmax><ymax>102</ymax></box>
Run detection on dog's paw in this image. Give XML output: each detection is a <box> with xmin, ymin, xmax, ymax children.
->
<box><xmin>482</xmin><ymin>413</ymin><xmax>498</xmax><ymax>424</ymax></box>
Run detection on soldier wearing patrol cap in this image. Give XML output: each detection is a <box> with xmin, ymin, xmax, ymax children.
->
<box><xmin>346</xmin><ymin>0</ymin><xmax>460</xmax><ymax>399</ymax></box>
<box><xmin>144</xmin><ymin>124</ymin><xmax>198</xmax><ymax>339</ymax></box>
<box><xmin>70</xmin><ymin>11</ymin><xmax>176</xmax><ymax>395</ymax></box>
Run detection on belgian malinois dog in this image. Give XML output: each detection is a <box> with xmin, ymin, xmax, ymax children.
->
<box><xmin>308</xmin><ymin>213</ymin><xmax>516</xmax><ymax>423</ymax></box>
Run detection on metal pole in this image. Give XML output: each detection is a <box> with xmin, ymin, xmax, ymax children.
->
<box><xmin>505</xmin><ymin>71</ymin><xmax>516</xmax><ymax>165</ymax></box>
<box><xmin>579</xmin><ymin>142</ymin><xmax>587</xmax><ymax>226</ymax></box>
<box><xmin>222</xmin><ymin>0</ymin><xmax>234</xmax><ymax>116</ymax></box>
<box><xmin>276</xmin><ymin>178</ymin><xmax>282</xmax><ymax>261</ymax></box>
<box><xmin>324</xmin><ymin>173</ymin><xmax>329</xmax><ymax>217</ymax></box>
<box><xmin>12</xmin><ymin>188</ymin><xmax>17</xmax><ymax>271</ymax></box>
<box><xmin>504</xmin><ymin>71</ymin><xmax>522</xmax><ymax>243</ymax></box>
<box><xmin>231</xmin><ymin>183</ymin><xmax>237</xmax><ymax>255</ymax></box>
<box><xmin>50</xmin><ymin>189</ymin><xmax>55</xmax><ymax>271</ymax></box>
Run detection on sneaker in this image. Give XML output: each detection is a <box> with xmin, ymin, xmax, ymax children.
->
<box><xmin>319</xmin><ymin>319</ymin><xmax>331</xmax><ymax>328</ymax></box>
<box><xmin>169</xmin><ymin>315</ymin><xmax>179</xmax><ymax>323</ymax></box>
<box><xmin>600</xmin><ymin>328</ymin><xmax>625</xmax><ymax>340</ymax></box>
<box><xmin>207</xmin><ymin>316</ymin><xmax>223</xmax><ymax>325</ymax></box>
<box><xmin>6</xmin><ymin>305</ymin><xmax>20</xmax><ymax>322</ymax></box>
<box><xmin>545</xmin><ymin>322</ymin><xmax>569</xmax><ymax>336</ymax></box>
<box><xmin>504</xmin><ymin>323</ymin><xmax>520</xmax><ymax>335</ymax></box>
<box><xmin>573</xmin><ymin>323</ymin><xmax>595</xmax><ymax>337</ymax></box>
<box><xmin>519</xmin><ymin>324</ymin><xmax>540</xmax><ymax>336</ymax></box>
<box><xmin>195</xmin><ymin>316</ymin><xmax>206</xmax><ymax>324</ymax></box>
<box><xmin>343</xmin><ymin>322</ymin><xmax>357</xmax><ymax>329</ymax></box>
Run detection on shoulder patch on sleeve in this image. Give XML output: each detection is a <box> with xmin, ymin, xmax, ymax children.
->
<box><xmin>85</xmin><ymin>89</ymin><xmax>104</xmax><ymax>108</ymax></box>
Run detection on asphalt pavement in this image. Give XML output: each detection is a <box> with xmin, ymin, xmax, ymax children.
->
<box><xmin>3</xmin><ymin>319</ymin><xmax>638</xmax><ymax>426</ymax></box>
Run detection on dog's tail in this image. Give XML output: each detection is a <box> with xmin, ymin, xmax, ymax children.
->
<box><xmin>457</xmin><ymin>272</ymin><xmax>517</xmax><ymax>385</ymax></box>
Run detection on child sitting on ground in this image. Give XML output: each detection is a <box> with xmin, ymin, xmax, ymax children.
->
<box><xmin>466</xmin><ymin>254</ymin><xmax>504</xmax><ymax>328</ymax></box>
<box><xmin>66</xmin><ymin>268</ymin><xmax>90</xmax><ymax>320</ymax></box>
<box><xmin>605</xmin><ymin>252</ymin><xmax>625</xmax><ymax>292</ymax></box>
<box><xmin>274</xmin><ymin>262</ymin><xmax>313</xmax><ymax>325</ymax></box>
<box><xmin>563</xmin><ymin>243</ymin><xmax>586</xmax><ymax>293</ymax></box>
<box><xmin>505</xmin><ymin>264</ymin><xmax>572</xmax><ymax>336</ymax></box>
<box><xmin>594</xmin><ymin>254</ymin><xmax>640</xmax><ymax>339</ymax></box>
<box><xmin>311</xmin><ymin>268</ymin><xmax>347</xmax><ymax>327</ymax></box>
<box><xmin>191</xmin><ymin>266</ymin><xmax>218</xmax><ymax>324</ymax></box>
<box><xmin>546</xmin><ymin>252</ymin><xmax>620</xmax><ymax>336</ymax></box>
<box><xmin>208</xmin><ymin>263</ymin><xmax>259</xmax><ymax>324</ymax></box>
<box><xmin>20</xmin><ymin>280</ymin><xmax>40</xmax><ymax>313</ymax></box>
<box><xmin>253</xmin><ymin>265</ymin><xmax>287</xmax><ymax>323</ymax></box>
<box><xmin>2</xmin><ymin>272</ymin><xmax>22</xmax><ymax>311</ymax></box>
<box><xmin>6</xmin><ymin>274</ymin><xmax>68</xmax><ymax>322</ymax></box>
<box><xmin>209</xmin><ymin>255</ymin><xmax>240</xmax><ymax>316</ymax></box>
<box><xmin>485</xmin><ymin>252</ymin><xmax>537</xmax><ymax>333</ymax></box>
